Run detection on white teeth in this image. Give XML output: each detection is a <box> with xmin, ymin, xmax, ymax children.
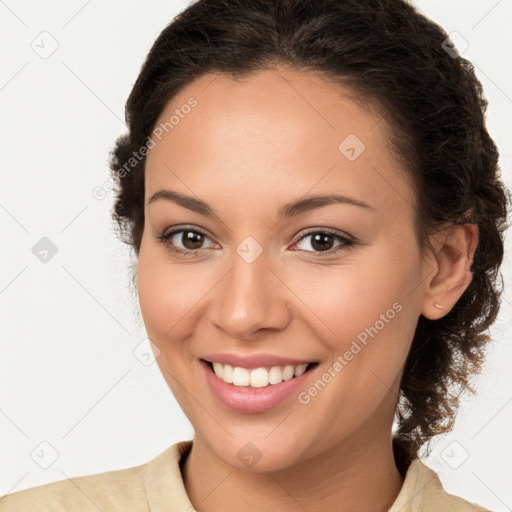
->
<box><xmin>250</xmin><ymin>367</ymin><xmax>269</xmax><ymax>388</ymax></box>
<box><xmin>232</xmin><ymin>367</ymin><xmax>250</xmax><ymax>386</ymax></box>
<box><xmin>294</xmin><ymin>363</ymin><xmax>308</xmax><ymax>377</ymax></box>
<box><xmin>282</xmin><ymin>365</ymin><xmax>295</xmax><ymax>381</ymax></box>
<box><xmin>212</xmin><ymin>362</ymin><xmax>224</xmax><ymax>379</ymax></box>
<box><xmin>222</xmin><ymin>364</ymin><xmax>234</xmax><ymax>383</ymax></box>
<box><xmin>268</xmin><ymin>366</ymin><xmax>282</xmax><ymax>385</ymax></box>
<box><xmin>209</xmin><ymin>361</ymin><xmax>312</xmax><ymax>388</ymax></box>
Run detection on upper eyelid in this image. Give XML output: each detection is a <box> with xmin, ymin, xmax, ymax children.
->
<box><xmin>163</xmin><ymin>226</ymin><xmax>217</xmax><ymax>243</ymax></box>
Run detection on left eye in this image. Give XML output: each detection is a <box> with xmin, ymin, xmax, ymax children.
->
<box><xmin>293</xmin><ymin>231</ymin><xmax>354</xmax><ymax>253</ymax></box>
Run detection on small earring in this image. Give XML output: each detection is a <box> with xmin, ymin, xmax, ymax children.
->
<box><xmin>434</xmin><ymin>302</ymin><xmax>443</xmax><ymax>309</ymax></box>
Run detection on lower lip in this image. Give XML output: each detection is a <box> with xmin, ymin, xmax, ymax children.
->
<box><xmin>200</xmin><ymin>360</ymin><xmax>316</xmax><ymax>413</ymax></box>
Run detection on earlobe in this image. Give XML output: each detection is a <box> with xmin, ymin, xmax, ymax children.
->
<box><xmin>421</xmin><ymin>223</ymin><xmax>479</xmax><ymax>320</ymax></box>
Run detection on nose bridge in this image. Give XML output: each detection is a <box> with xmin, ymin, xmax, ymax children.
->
<box><xmin>209</xmin><ymin>240</ymin><xmax>290</xmax><ymax>339</ymax></box>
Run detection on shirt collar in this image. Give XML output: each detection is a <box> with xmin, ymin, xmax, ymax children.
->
<box><xmin>143</xmin><ymin>440</ymin><xmax>463</xmax><ymax>512</ymax></box>
<box><xmin>144</xmin><ymin>440</ymin><xmax>194</xmax><ymax>512</ymax></box>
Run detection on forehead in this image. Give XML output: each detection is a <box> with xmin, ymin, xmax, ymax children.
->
<box><xmin>144</xmin><ymin>67</ymin><xmax>416</xmax><ymax>217</ymax></box>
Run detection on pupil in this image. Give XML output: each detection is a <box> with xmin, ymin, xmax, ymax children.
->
<box><xmin>183</xmin><ymin>231</ymin><xmax>203</xmax><ymax>249</ymax></box>
<box><xmin>312</xmin><ymin>233</ymin><xmax>333</xmax><ymax>251</ymax></box>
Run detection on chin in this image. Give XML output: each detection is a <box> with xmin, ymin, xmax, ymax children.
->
<box><xmin>206</xmin><ymin>431</ymin><xmax>312</xmax><ymax>473</ymax></box>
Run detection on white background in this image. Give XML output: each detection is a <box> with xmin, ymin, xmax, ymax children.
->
<box><xmin>1</xmin><ymin>1</ymin><xmax>511</xmax><ymax>510</ymax></box>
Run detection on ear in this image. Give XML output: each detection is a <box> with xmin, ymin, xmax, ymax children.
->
<box><xmin>421</xmin><ymin>223</ymin><xmax>479</xmax><ymax>320</ymax></box>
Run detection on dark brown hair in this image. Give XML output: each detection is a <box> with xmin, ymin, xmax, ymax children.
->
<box><xmin>109</xmin><ymin>0</ymin><xmax>508</xmax><ymax>473</ymax></box>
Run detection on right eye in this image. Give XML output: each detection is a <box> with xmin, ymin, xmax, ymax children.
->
<box><xmin>154</xmin><ymin>227</ymin><xmax>218</xmax><ymax>256</ymax></box>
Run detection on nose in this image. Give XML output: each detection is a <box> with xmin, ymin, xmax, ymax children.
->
<box><xmin>207</xmin><ymin>248</ymin><xmax>292</xmax><ymax>341</ymax></box>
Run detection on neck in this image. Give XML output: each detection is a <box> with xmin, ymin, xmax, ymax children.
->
<box><xmin>182</xmin><ymin>429</ymin><xmax>405</xmax><ymax>512</ymax></box>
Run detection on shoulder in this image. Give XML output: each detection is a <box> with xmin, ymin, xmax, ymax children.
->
<box><xmin>389</xmin><ymin>458</ymin><xmax>493</xmax><ymax>512</ymax></box>
<box><xmin>0</xmin><ymin>463</ymin><xmax>148</xmax><ymax>512</ymax></box>
<box><xmin>0</xmin><ymin>441</ymin><xmax>193</xmax><ymax>512</ymax></box>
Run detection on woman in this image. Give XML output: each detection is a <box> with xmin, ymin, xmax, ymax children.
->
<box><xmin>2</xmin><ymin>0</ymin><xmax>507</xmax><ymax>510</ymax></box>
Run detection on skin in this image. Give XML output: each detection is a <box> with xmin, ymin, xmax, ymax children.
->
<box><xmin>136</xmin><ymin>66</ymin><xmax>478</xmax><ymax>512</ymax></box>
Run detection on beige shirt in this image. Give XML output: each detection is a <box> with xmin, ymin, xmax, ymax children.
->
<box><xmin>1</xmin><ymin>440</ymin><xmax>491</xmax><ymax>511</ymax></box>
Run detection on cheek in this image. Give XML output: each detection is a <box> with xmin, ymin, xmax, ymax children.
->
<box><xmin>287</xmin><ymin>258</ymin><xmax>413</xmax><ymax>341</ymax></box>
<box><xmin>285</xmin><ymin>241</ymin><xmax>420</xmax><ymax>381</ymax></box>
<box><xmin>135</xmin><ymin>245</ymin><xmax>218</xmax><ymax>369</ymax></box>
<box><xmin>136</xmin><ymin>261</ymin><xmax>170</xmax><ymax>340</ymax></box>
<box><xmin>135</xmin><ymin>246</ymin><xmax>198</xmax><ymax>343</ymax></box>
<box><xmin>135</xmin><ymin>250</ymin><xmax>204</xmax><ymax>400</ymax></box>
<box><xmin>285</xmin><ymin>263</ymin><xmax>417</xmax><ymax>440</ymax></box>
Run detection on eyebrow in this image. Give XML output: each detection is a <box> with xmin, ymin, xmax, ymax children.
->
<box><xmin>147</xmin><ymin>189</ymin><xmax>375</xmax><ymax>219</ymax></box>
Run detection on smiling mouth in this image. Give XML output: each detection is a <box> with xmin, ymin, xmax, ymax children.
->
<box><xmin>202</xmin><ymin>360</ymin><xmax>319</xmax><ymax>388</ymax></box>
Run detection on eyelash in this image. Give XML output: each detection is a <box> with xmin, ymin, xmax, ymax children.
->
<box><xmin>154</xmin><ymin>226</ymin><xmax>356</xmax><ymax>258</ymax></box>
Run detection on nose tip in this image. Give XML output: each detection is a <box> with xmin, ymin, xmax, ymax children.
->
<box><xmin>206</xmin><ymin>254</ymin><xmax>291</xmax><ymax>341</ymax></box>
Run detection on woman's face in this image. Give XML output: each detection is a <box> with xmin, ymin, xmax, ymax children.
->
<box><xmin>137</xmin><ymin>67</ymin><xmax>430</xmax><ymax>471</ymax></box>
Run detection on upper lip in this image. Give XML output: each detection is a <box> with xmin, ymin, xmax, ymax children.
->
<box><xmin>202</xmin><ymin>353</ymin><xmax>316</xmax><ymax>369</ymax></box>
